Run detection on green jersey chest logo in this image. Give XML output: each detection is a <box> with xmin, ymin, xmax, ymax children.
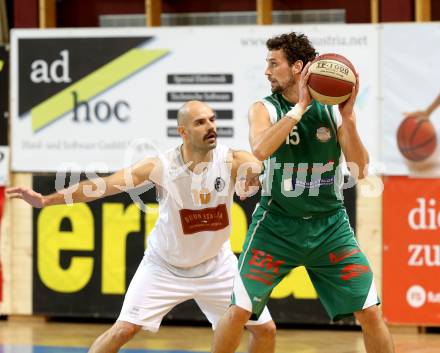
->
<box><xmin>316</xmin><ymin>126</ymin><xmax>331</xmax><ymax>143</ymax></box>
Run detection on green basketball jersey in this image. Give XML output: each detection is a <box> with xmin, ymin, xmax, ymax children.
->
<box><xmin>259</xmin><ymin>93</ymin><xmax>344</xmax><ymax>218</ymax></box>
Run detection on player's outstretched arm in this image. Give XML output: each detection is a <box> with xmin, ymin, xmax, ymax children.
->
<box><xmin>337</xmin><ymin>74</ymin><xmax>369</xmax><ymax>179</ymax></box>
<box><xmin>404</xmin><ymin>93</ymin><xmax>440</xmax><ymax>121</ymax></box>
<box><xmin>6</xmin><ymin>157</ymin><xmax>162</xmax><ymax>208</ymax></box>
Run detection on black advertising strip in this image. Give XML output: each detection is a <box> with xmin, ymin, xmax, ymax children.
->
<box><xmin>167</xmin><ymin>74</ymin><xmax>233</xmax><ymax>84</ymax></box>
<box><xmin>0</xmin><ymin>45</ymin><xmax>8</xmax><ymax>146</ymax></box>
<box><xmin>32</xmin><ymin>174</ymin><xmax>355</xmax><ymax>324</ymax></box>
<box><xmin>167</xmin><ymin>92</ymin><xmax>233</xmax><ymax>102</ymax></box>
<box><xmin>166</xmin><ymin>127</ymin><xmax>179</xmax><ymax>137</ymax></box>
<box><xmin>343</xmin><ymin>175</ymin><xmax>356</xmax><ymax>230</ymax></box>
<box><xmin>167</xmin><ymin>110</ymin><xmax>233</xmax><ymax>120</ymax></box>
<box><xmin>32</xmin><ymin>173</ymin><xmax>153</xmax><ymax>318</ymax></box>
<box><xmin>167</xmin><ymin>126</ymin><xmax>234</xmax><ymax>138</ymax></box>
<box><xmin>217</xmin><ymin>127</ymin><xmax>234</xmax><ymax>137</ymax></box>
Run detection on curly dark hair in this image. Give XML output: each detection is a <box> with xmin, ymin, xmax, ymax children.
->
<box><xmin>266</xmin><ymin>32</ymin><xmax>317</xmax><ymax>66</ymax></box>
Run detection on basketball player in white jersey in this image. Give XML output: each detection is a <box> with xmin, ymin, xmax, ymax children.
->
<box><xmin>7</xmin><ymin>100</ymin><xmax>276</xmax><ymax>353</ymax></box>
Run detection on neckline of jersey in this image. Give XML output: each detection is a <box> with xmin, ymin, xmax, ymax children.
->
<box><xmin>177</xmin><ymin>144</ymin><xmax>213</xmax><ymax>178</ymax></box>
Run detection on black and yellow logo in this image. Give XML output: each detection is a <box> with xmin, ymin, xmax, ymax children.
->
<box><xmin>31</xmin><ymin>49</ymin><xmax>168</xmax><ymax>132</ymax></box>
<box><xmin>19</xmin><ymin>37</ymin><xmax>169</xmax><ymax>132</ymax></box>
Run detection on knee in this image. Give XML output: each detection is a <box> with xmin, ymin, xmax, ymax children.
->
<box><xmin>248</xmin><ymin>321</ymin><xmax>276</xmax><ymax>341</ymax></box>
<box><xmin>108</xmin><ymin>321</ymin><xmax>141</xmax><ymax>343</ymax></box>
<box><xmin>228</xmin><ymin>305</ymin><xmax>252</xmax><ymax>325</ymax></box>
<box><xmin>263</xmin><ymin>321</ymin><xmax>277</xmax><ymax>339</ymax></box>
<box><xmin>354</xmin><ymin>305</ymin><xmax>383</xmax><ymax>327</ymax></box>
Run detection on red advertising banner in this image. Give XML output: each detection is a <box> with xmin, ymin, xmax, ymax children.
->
<box><xmin>383</xmin><ymin>176</ymin><xmax>440</xmax><ymax>325</ymax></box>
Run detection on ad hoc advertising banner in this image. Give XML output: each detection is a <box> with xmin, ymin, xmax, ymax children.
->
<box><xmin>11</xmin><ymin>25</ymin><xmax>379</xmax><ymax>172</ymax></box>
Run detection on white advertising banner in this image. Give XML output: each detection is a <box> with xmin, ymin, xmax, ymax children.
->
<box><xmin>11</xmin><ymin>25</ymin><xmax>379</xmax><ymax>172</ymax></box>
<box><xmin>381</xmin><ymin>23</ymin><xmax>440</xmax><ymax>176</ymax></box>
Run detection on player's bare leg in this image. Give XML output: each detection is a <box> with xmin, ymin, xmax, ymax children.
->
<box><xmin>88</xmin><ymin>321</ymin><xmax>141</xmax><ymax>353</ymax></box>
<box><xmin>355</xmin><ymin>306</ymin><xmax>395</xmax><ymax>353</ymax></box>
<box><xmin>212</xmin><ymin>305</ymin><xmax>251</xmax><ymax>353</ymax></box>
<box><xmin>246</xmin><ymin>320</ymin><xmax>276</xmax><ymax>353</ymax></box>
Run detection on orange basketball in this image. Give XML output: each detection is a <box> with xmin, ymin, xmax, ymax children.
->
<box><xmin>397</xmin><ymin>117</ymin><xmax>437</xmax><ymax>161</ymax></box>
<box><xmin>308</xmin><ymin>53</ymin><xmax>357</xmax><ymax>105</ymax></box>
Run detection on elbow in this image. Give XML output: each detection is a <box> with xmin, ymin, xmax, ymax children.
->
<box><xmin>357</xmin><ymin>154</ymin><xmax>370</xmax><ymax>180</ymax></box>
<box><xmin>253</xmin><ymin>150</ymin><xmax>269</xmax><ymax>162</ymax></box>
<box><xmin>252</xmin><ymin>144</ymin><xmax>270</xmax><ymax>161</ymax></box>
<box><xmin>358</xmin><ymin>170</ymin><xmax>367</xmax><ymax>180</ymax></box>
<box><xmin>347</xmin><ymin>153</ymin><xmax>369</xmax><ymax>180</ymax></box>
<box><xmin>351</xmin><ymin>166</ymin><xmax>367</xmax><ymax>180</ymax></box>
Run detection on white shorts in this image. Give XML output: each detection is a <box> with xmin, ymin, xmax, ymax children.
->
<box><xmin>118</xmin><ymin>252</ymin><xmax>272</xmax><ymax>332</ymax></box>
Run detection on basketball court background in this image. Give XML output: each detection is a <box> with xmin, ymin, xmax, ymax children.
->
<box><xmin>1</xmin><ymin>3</ymin><xmax>440</xmax><ymax>351</ymax></box>
<box><xmin>3</xmin><ymin>21</ymin><xmax>440</xmax><ymax>326</ymax></box>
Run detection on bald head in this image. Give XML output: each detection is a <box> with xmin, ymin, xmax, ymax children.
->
<box><xmin>176</xmin><ymin>100</ymin><xmax>217</xmax><ymax>150</ymax></box>
<box><xmin>177</xmin><ymin>100</ymin><xmax>212</xmax><ymax>126</ymax></box>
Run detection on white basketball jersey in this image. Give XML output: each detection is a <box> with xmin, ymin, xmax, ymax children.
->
<box><xmin>145</xmin><ymin>143</ymin><xmax>235</xmax><ymax>277</ymax></box>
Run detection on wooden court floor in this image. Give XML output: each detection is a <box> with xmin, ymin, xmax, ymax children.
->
<box><xmin>1</xmin><ymin>316</ymin><xmax>440</xmax><ymax>352</ymax></box>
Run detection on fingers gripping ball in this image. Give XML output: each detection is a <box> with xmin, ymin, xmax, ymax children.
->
<box><xmin>308</xmin><ymin>53</ymin><xmax>357</xmax><ymax>105</ymax></box>
<box><xmin>397</xmin><ymin>116</ymin><xmax>437</xmax><ymax>162</ymax></box>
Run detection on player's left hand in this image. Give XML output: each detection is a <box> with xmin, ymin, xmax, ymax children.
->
<box><xmin>338</xmin><ymin>73</ymin><xmax>359</xmax><ymax>122</ymax></box>
<box><xmin>235</xmin><ymin>175</ymin><xmax>260</xmax><ymax>200</ymax></box>
<box><xmin>6</xmin><ymin>186</ymin><xmax>46</xmax><ymax>208</ymax></box>
<box><xmin>298</xmin><ymin>61</ymin><xmax>313</xmax><ymax>111</ymax></box>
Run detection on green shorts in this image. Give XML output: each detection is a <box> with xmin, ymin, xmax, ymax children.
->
<box><xmin>232</xmin><ymin>206</ymin><xmax>379</xmax><ymax>321</ymax></box>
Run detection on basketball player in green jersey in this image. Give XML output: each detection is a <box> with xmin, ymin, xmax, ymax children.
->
<box><xmin>212</xmin><ymin>32</ymin><xmax>395</xmax><ymax>353</ymax></box>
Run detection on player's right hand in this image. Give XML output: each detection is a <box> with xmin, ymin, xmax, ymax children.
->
<box><xmin>6</xmin><ymin>187</ymin><xmax>46</xmax><ymax>208</ymax></box>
